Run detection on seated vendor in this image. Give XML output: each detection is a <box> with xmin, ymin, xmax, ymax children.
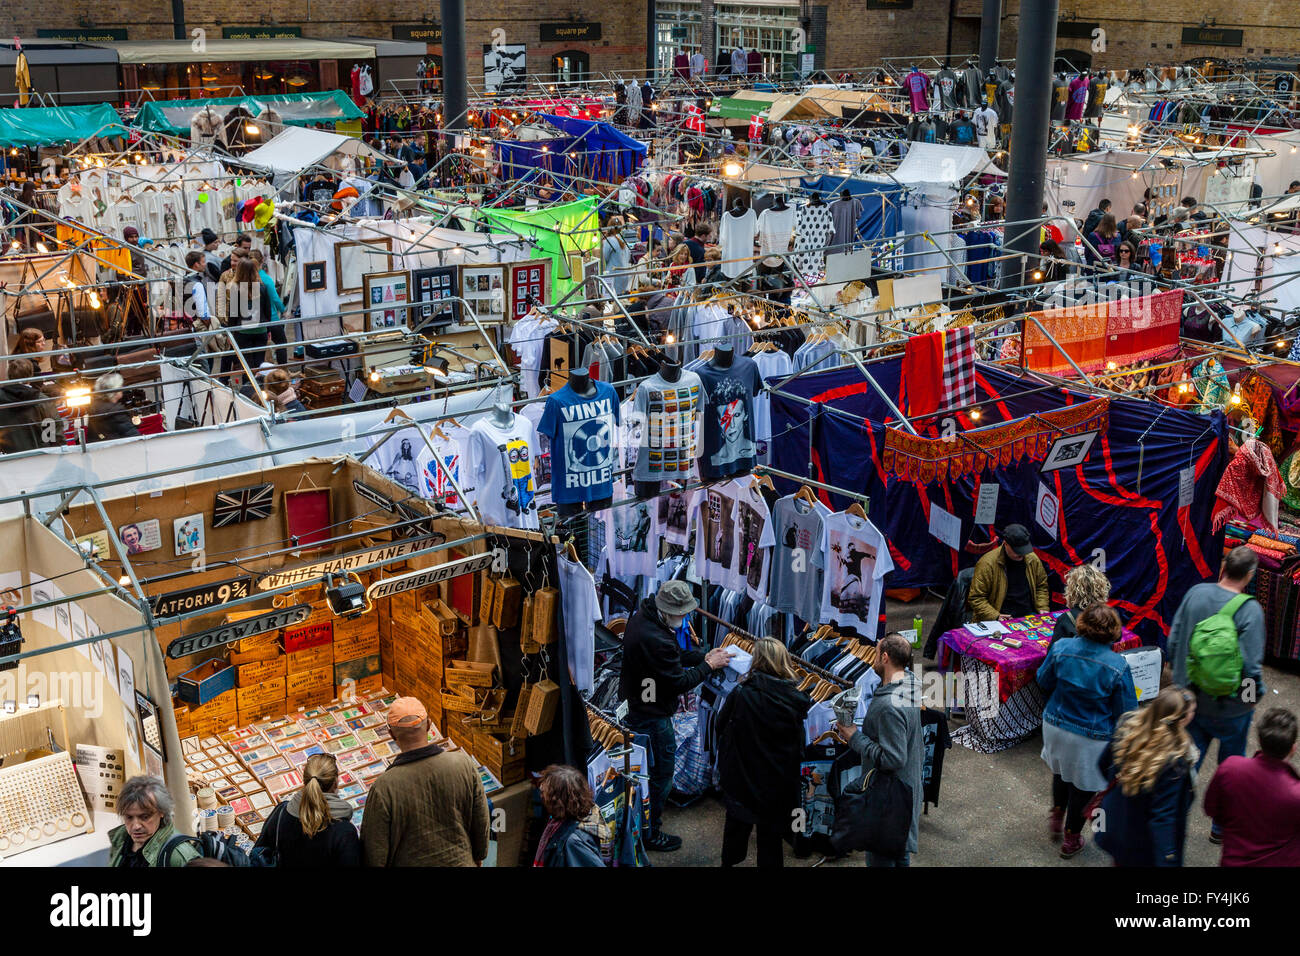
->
<box><xmin>966</xmin><ymin>524</ymin><xmax>1049</xmax><ymax>622</ymax></box>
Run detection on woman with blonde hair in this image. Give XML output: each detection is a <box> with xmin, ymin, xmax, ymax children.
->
<box><xmin>255</xmin><ymin>753</ymin><xmax>361</xmax><ymax>866</ymax></box>
<box><xmin>714</xmin><ymin>636</ymin><xmax>812</xmax><ymax>867</ymax></box>
<box><xmin>1052</xmin><ymin>564</ymin><xmax>1112</xmax><ymax>643</ymax></box>
<box><xmin>1095</xmin><ymin>686</ymin><xmax>1199</xmax><ymax>867</ymax></box>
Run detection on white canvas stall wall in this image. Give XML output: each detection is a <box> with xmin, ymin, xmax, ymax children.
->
<box><xmin>293</xmin><ymin>219</ymin><xmax>535</xmax><ymax>339</ymax></box>
<box><xmin>1224</xmin><ymin>225</ymin><xmax>1300</xmax><ymax>315</ymax></box>
<box><xmin>6</xmin><ymin>517</ymin><xmax>190</xmax><ymax>837</ymax></box>
<box><xmin>158</xmin><ymin>362</ymin><xmax>267</xmax><ymax>431</ymax></box>
<box><xmin>900</xmin><ymin>189</ymin><xmax>959</xmax><ymax>284</ymax></box>
<box><xmin>1250</xmin><ymin>130</ymin><xmax>1300</xmax><ymax>201</ymax></box>
<box><xmin>1045</xmin><ymin>152</ymin><xmax>1210</xmax><ymax>239</ymax></box>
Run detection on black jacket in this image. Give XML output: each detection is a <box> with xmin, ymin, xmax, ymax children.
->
<box><xmin>1094</xmin><ymin>743</ymin><xmax>1195</xmax><ymax>867</ymax></box>
<box><xmin>715</xmin><ymin>671</ymin><xmax>812</xmax><ymax>825</ymax></box>
<box><xmin>256</xmin><ymin>796</ymin><xmax>362</xmax><ymax>867</ymax></box>
<box><xmin>537</xmin><ymin>819</ymin><xmax>605</xmax><ymax>867</ymax></box>
<box><xmin>0</xmin><ymin>382</ymin><xmax>61</xmax><ymax>453</ymax></box>
<box><xmin>85</xmin><ymin>398</ymin><xmax>139</xmax><ymax>443</ymax></box>
<box><xmin>619</xmin><ymin>599</ymin><xmax>710</xmax><ymax>719</ymax></box>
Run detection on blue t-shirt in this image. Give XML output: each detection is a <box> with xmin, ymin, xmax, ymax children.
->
<box><xmin>536</xmin><ymin>381</ymin><xmax>621</xmax><ymax>504</ymax></box>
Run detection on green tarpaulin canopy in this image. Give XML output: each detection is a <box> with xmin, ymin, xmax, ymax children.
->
<box><xmin>479</xmin><ymin>196</ymin><xmax>601</xmax><ymax>301</ymax></box>
<box><xmin>0</xmin><ymin>104</ymin><xmax>125</xmax><ymax>147</ymax></box>
<box><xmin>708</xmin><ymin>91</ymin><xmax>782</xmax><ymax>122</ymax></box>
<box><xmin>133</xmin><ymin>91</ymin><xmax>364</xmax><ymax>135</ymax></box>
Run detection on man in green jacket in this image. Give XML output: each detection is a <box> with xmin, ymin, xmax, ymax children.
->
<box><xmin>966</xmin><ymin>524</ymin><xmax>1049</xmax><ymax>622</ymax></box>
<box><xmin>361</xmin><ymin>697</ymin><xmax>490</xmax><ymax>867</ymax></box>
<box><xmin>108</xmin><ymin>775</ymin><xmax>202</xmax><ymax>868</ymax></box>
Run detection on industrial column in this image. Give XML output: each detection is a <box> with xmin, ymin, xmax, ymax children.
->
<box><xmin>1001</xmin><ymin>0</ymin><xmax>1059</xmax><ymax>290</ymax></box>
<box><xmin>647</xmin><ymin>0</ymin><xmax>658</xmax><ymax>76</ymax></box>
<box><xmin>978</xmin><ymin>0</ymin><xmax>1001</xmax><ymax>76</ymax></box>
<box><xmin>440</xmin><ymin>0</ymin><xmax>469</xmax><ymax>132</ymax></box>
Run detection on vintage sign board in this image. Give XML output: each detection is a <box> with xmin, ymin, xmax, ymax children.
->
<box><xmin>151</xmin><ymin>575</ymin><xmax>253</xmax><ymax>619</ymax></box>
<box><xmin>256</xmin><ymin>538</ymin><xmax>439</xmax><ymax>590</ymax></box>
<box><xmin>366</xmin><ymin>552</ymin><xmax>497</xmax><ymax>602</ymax></box>
<box><xmin>166</xmin><ymin>604</ymin><xmax>311</xmax><ymax>659</ymax></box>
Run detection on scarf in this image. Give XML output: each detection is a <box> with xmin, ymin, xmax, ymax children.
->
<box><xmin>287</xmin><ymin>788</ymin><xmax>354</xmax><ymax>822</ymax></box>
<box><xmin>533</xmin><ymin>818</ymin><xmax>564</xmax><ymax>867</ymax></box>
<box><xmin>273</xmin><ymin>385</ymin><xmax>301</xmax><ymax>410</ymax></box>
<box><xmin>1212</xmin><ymin>438</ymin><xmax>1285</xmax><ymax>533</ymax></box>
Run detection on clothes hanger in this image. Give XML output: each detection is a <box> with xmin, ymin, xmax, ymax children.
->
<box><xmin>845</xmin><ymin>501</ymin><xmax>867</xmax><ymax>519</ymax></box>
<box><xmin>795</xmin><ymin>484</ymin><xmax>819</xmax><ymax>506</ymax></box>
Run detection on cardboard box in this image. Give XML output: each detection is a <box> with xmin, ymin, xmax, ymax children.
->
<box><xmin>237</xmin><ymin>676</ymin><xmax>287</xmax><ymax>712</ymax></box>
<box><xmin>284</xmin><ymin>619</ymin><xmax>333</xmax><ymax>654</ymax></box>
<box><xmin>287</xmin><ymin>643</ymin><xmax>333</xmax><ymax>674</ymax></box>
<box><xmin>286</xmin><ymin>665</ymin><xmax>332</xmax><ymax>697</ymax></box>
<box><xmin>237</xmin><ymin>657</ymin><xmax>287</xmax><ymax>688</ymax></box>
<box><xmin>177</xmin><ymin>659</ymin><xmax>237</xmax><ymax>705</ymax></box>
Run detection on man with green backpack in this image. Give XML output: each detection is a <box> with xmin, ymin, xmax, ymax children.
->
<box><xmin>1166</xmin><ymin>546</ymin><xmax>1266</xmax><ymax>842</ymax></box>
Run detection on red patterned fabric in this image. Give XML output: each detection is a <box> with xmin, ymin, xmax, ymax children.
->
<box><xmin>902</xmin><ymin>331</ymin><xmax>944</xmax><ymax>418</ymax></box>
<box><xmin>1212</xmin><ymin>438</ymin><xmax>1285</xmax><ymax>533</ymax></box>
<box><xmin>1105</xmin><ymin>289</ymin><xmax>1184</xmax><ymax>366</ymax></box>
<box><xmin>1023</xmin><ymin>289</ymin><xmax>1184</xmax><ymax>376</ymax></box>
<box><xmin>942</xmin><ymin>326</ymin><xmax>976</xmax><ymax>407</ymax></box>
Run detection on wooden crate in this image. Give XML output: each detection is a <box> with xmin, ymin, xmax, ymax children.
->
<box><xmin>286</xmin><ymin>665</ymin><xmax>332</xmax><ymax>697</ymax></box>
<box><xmin>334</xmin><ymin>627</ymin><xmax>380</xmax><ymax>663</ymax></box>
<box><xmin>237</xmin><ymin>657</ymin><xmax>286</xmax><ymax>688</ymax></box>
<box><xmin>287</xmin><ymin>643</ymin><xmax>333</xmax><ymax>674</ymax></box>
<box><xmin>236</xmin><ymin>676</ymin><xmax>287</xmax><ymax>713</ymax></box>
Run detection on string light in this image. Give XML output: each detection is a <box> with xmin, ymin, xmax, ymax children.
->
<box><xmin>969</xmin><ymin>408</ymin><xmax>981</xmax><ymax>421</ymax></box>
<box><xmin>118</xmin><ymin>575</ymin><xmax>131</xmax><ymax>587</ymax></box>
<box><xmin>65</xmin><ymin>385</ymin><xmax>92</xmax><ymax>409</ymax></box>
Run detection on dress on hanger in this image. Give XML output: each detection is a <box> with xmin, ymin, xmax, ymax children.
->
<box><xmin>792</xmin><ymin>201</ymin><xmax>834</xmax><ymax>275</ymax></box>
<box><xmin>719</xmin><ymin>208</ymin><xmax>758</xmax><ymax>279</ymax></box>
<box><xmin>756</xmin><ymin>204</ymin><xmax>796</xmax><ymax>256</ymax></box>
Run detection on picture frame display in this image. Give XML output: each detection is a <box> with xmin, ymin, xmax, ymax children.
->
<box><xmin>459</xmin><ymin>264</ymin><xmax>506</xmax><ymax>325</ymax></box>
<box><xmin>303</xmin><ymin>260</ymin><xmax>328</xmax><ymax>292</ymax></box>
<box><xmin>334</xmin><ymin>238</ymin><xmax>394</xmax><ymax>294</ymax></box>
<box><xmin>118</xmin><ymin>519</ymin><xmax>162</xmax><ymax>556</ymax></box>
<box><xmin>362</xmin><ymin>270</ymin><xmax>411</xmax><ymax>331</ymax></box>
<box><xmin>483</xmin><ymin>43</ymin><xmax>527</xmax><ymax>94</ymax></box>
<box><xmin>410</xmin><ymin>264</ymin><xmax>460</xmax><ymax>328</ymax></box>
<box><xmin>173</xmin><ymin>513</ymin><xmax>205</xmax><ymax>557</ymax></box>
<box><xmin>507</xmin><ymin>259</ymin><xmax>551</xmax><ymax>322</ymax></box>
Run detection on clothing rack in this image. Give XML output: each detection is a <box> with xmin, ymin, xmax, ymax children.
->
<box><xmin>714</xmin><ymin>628</ymin><xmax>854</xmax><ymax>692</ymax></box>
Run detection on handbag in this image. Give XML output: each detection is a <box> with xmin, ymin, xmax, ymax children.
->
<box><xmin>835</xmin><ymin>765</ymin><xmax>914</xmax><ymax>859</ymax></box>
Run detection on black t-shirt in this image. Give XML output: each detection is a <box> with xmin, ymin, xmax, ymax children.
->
<box><xmin>1001</xmin><ymin>559</ymin><xmax>1034</xmax><ymax>617</ymax></box>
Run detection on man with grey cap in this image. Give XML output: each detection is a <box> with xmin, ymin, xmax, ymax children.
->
<box><xmin>967</xmin><ymin>523</ymin><xmax>1050</xmax><ymax>623</ymax></box>
<box><xmin>619</xmin><ymin>580</ymin><xmax>731</xmax><ymax>852</ymax></box>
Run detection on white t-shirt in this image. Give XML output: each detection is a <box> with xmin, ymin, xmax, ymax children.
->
<box><xmin>466</xmin><ymin>414</ymin><xmax>541</xmax><ymax>529</ymax></box>
<box><xmin>819</xmin><ymin>511</ymin><xmax>894</xmax><ymax>638</ymax></box>
<box><xmin>657</xmin><ymin>486</ymin><xmax>696</xmax><ymax>548</ymax></box>
<box><xmin>631</xmin><ymin>371</ymin><xmax>705</xmax><ymax>482</ymax></box>
<box><xmin>693</xmin><ymin>480</ymin><xmax>743</xmax><ymax>589</ymax></box>
<box><xmin>974</xmin><ymin>106</ymin><xmax>999</xmax><ymax>147</ymax></box>
<box><xmin>719</xmin><ymin>208</ymin><xmax>757</xmax><ymax>279</ymax></box>
<box><xmin>756</xmin><ymin>205</ymin><xmax>796</xmax><ymax>256</ymax></box>
<box><xmin>604</xmin><ymin>480</ymin><xmax>660</xmax><ymax>583</ymax></box>
<box><xmin>557</xmin><ymin>553</ymin><xmax>599</xmax><ymax>694</ymax></box>
<box><xmin>367</xmin><ymin>426</ymin><xmax>433</xmax><ymax>498</ymax></box>
<box><xmin>730</xmin><ymin>481</ymin><xmax>776</xmax><ymax>601</ymax></box>
<box><xmin>508</xmin><ymin>310</ymin><xmax>558</xmax><ymax>399</ymax></box>
<box><xmin>751</xmin><ymin>348</ymin><xmax>793</xmax><ymax>461</ymax></box>
<box><xmin>423</xmin><ymin>423</ymin><xmax>473</xmax><ymax>506</ymax></box>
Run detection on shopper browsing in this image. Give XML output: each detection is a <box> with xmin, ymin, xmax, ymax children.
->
<box><xmin>1051</xmin><ymin>564</ymin><xmax>1111</xmax><ymax>643</ymax></box>
<box><xmin>836</xmin><ymin>632</ymin><xmax>923</xmax><ymax>867</ymax></box>
<box><xmin>533</xmin><ymin>765</ymin><xmax>606</xmax><ymax>867</ymax></box>
<box><xmin>360</xmin><ymin>697</ymin><xmax>489</xmax><ymax>866</ymax></box>
<box><xmin>1036</xmin><ymin>604</ymin><xmax>1139</xmax><ymax>858</ymax></box>
<box><xmin>966</xmin><ymin>524</ymin><xmax>1049</xmax><ymax>622</ymax></box>
<box><xmin>108</xmin><ymin>776</ymin><xmax>201</xmax><ymax>868</ymax></box>
<box><xmin>1203</xmin><ymin>707</ymin><xmax>1300</xmax><ymax>866</ymax></box>
<box><xmin>715</xmin><ymin>637</ymin><xmax>813</xmax><ymax>868</ymax></box>
<box><xmin>1095</xmin><ymin>686</ymin><xmax>1199</xmax><ymax>867</ymax></box>
<box><xmin>256</xmin><ymin>753</ymin><xmax>361</xmax><ymax>867</ymax></box>
<box><xmin>619</xmin><ymin>580</ymin><xmax>731</xmax><ymax>853</ymax></box>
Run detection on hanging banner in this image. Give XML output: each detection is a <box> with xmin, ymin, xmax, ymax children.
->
<box><xmin>256</xmin><ymin>538</ymin><xmax>439</xmax><ymax>590</ymax></box>
<box><xmin>1023</xmin><ymin>289</ymin><xmax>1184</xmax><ymax>377</ymax></box>
<box><xmin>167</xmin><ymin>604</ymin><xmax>311</xmax><ymax>659</ymax></box>
<box><xmin>366</xmin><ymin>552</ymin><xmax>497</xmax><ymax>601</ymax></box>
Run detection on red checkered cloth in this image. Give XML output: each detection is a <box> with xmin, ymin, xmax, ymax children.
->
<box><xmin>942</xmin><ymin>325</ymin><xmax>976</xmax><ymax>408</ymax></box>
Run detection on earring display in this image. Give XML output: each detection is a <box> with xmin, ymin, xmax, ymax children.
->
<box><xmin>0</xmin><ymin>752</ymin><xmax>95</xmax><ymax>858</ymax></box>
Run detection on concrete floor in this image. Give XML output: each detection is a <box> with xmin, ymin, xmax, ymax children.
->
<box><xmin>649</xmin><ymin>594</ymin><xmax>1300</xmax><ymax>867</ymax></box>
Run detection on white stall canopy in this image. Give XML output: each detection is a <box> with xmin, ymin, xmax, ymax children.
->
<box><xmin>241</xmin><ymin>126</ymin><xmax>390</xmax><ymax>178</ymax></box>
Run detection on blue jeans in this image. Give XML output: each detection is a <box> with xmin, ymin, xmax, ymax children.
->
<box><xmin>626</xmin><ymin>714</ymin><xmax>675</xmax><ymax>836</ymax></box>
<box><xmin>867</xmin><ymin>851</ymin><xmax>911</xmax><ymax>867</ymax></box>
<box><xmin>1189</xmin><ymin>708</ymin><xmax>1253</xmax><ymax>771</ymax></box>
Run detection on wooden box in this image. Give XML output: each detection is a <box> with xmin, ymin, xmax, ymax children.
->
<box><xmin>229</xmin><ymin>637</ymin><xmax>281</xmax><ymax>666</ymax></box>
<box><xmin>445</xmin><ymin>660</ymin><xmax>495</xmax><ymax>688</ymax></box>
<box><xmin>492</xmin><ymin>578</ymin><xmax>522</xmax><ymax>628</ymax></box>
<box><xmin>449</xmin><ymin>564</ymin><xmax>480</xmax><ymax>625</ymax></box>
<box><xmin>287</xmin><ymin>643</ymin><xmax>333</xmax><ymax>674</ymax></box>
<box><xmin>522</xmin><ymin>679</ymin><xmax>559</xmax><ymax>736</ymax></box>
<box><xmin>531</xmin><ymin>587</ymin><xmax>559</xmax><ymax>645</ymax></box>
<box><xmin>479</xmin><ymin>575</ymin><xmax>497</xmax><ymax>624</ymax></box>
<box><xmin>237</xmin><ymin>657</ymin><xmax>286</xmax><ymax>688</ymax></box>
<box><xmin>334</xmin><ymin>627</ymin><xmax>381</xmax><ymax>663</ymax></box>
<box><xmin>334</xmin><ymin>653</ymin><xmax>382</xmax><ymax>686</ymax></box>
<box><xmin>177</xmin><ymin>659</ymin><xmax>237</xmax><ymax>705</ymax></box>
<box><xmin>286</xmin><ymin>665</ymin><xmax>332</xmax><ymax>697</ymax></box>
<box><xmin>337</xmin><ymin>675</ymin><xmax>383</xmax><ymax>699</ymax></box>
<box><xmin>237</xmin><ymin>676</ymin><xmax>287</xmax><ymax>713</ymax></box>
<box><xmin>424</xmin><ymin>600</ymin><xmax>460</xmax><ymax>637</ymax></box>
<box><xmin>452</xmin><ymin>722</ymin><xmax>525</xmax><ymax>785</ymax></box>
<box><xmin>238</xmin><ymin>702</ymin><xmax>287</xmax><ymax>726</ymax></box>
<box><xmin>284</xmin><ymin>619</ymin><xmax>333</xmax><ymax>654</ymax></box>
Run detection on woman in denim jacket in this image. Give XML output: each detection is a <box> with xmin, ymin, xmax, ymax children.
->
<box><xmin>1036</xmin><ymin>603</ymin><xmax>1139</xmax><ymax>859</ymax></box>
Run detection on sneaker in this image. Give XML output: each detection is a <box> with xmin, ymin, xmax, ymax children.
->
<box><xmin>644</xmin><ymin>831</ymin><xmax>683</xmax><ymax>853</ymax></box>
<box><xmin>1048</xmin><ymin>807</ymin><xmax>1064</xmax><ymax>841</ymax></box>
<box><xmin>1209</xmin><ymin>826</ymin><xmax>1223</xmax><ymax>846</ymax></box>
<box><xmin>1060</xmin><ymin>830</ymin><xmax>1085</xmax><ymax>859</ymax></box>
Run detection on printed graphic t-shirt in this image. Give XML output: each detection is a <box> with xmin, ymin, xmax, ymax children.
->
<box><xmin>731</xmin><ymin>482</ymin><xmax>776</xmax><ymax>601</ymax></box>
<box><xmin>604</xmin><ymin>479</ymin><xmax>661</xmax><ymax>583</ymax></box>
<box><xmin>632</xmin><ymin>371</ymin><xmax>705</xmax><ymax>482</ymax></box>
<box><xmin>695</xmin><ymin>357</ymin><xmax>761</xmax><ymax>480</ymax></box>
<box><xmin>466</xmin><ymin>414</ymin><xmax>541</xmax><ymax>530</ymax></box>
<box><xmin>536</xmin><ymin>381</ymin><xmax>620</xmax><ymax>504</ymax></box>
<box><xmin>367</xmin><ymin>426</ymin><xmax>434</xmax><ymax>498</ymax></box>
<box><xmin>422</xmin><ymin>422</ymin><xmax>473</xmax><ymax>506</ymax></box>
<box><xmin>819</xmin><ymin>511</ymin><xmax>894</xmax><ymax>637</ymax></box>
<box><xmin>770</xmin><ymin>495</ymin><xmax>831</xmax><ymax>625</ymax></box>
<box><xmin>693</xmin><ymin>480</ymin><xmax>743</xmax><ymax>588</ymax></box>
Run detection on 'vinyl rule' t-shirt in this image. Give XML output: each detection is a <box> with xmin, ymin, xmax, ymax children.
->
<box><xmin>819</xmin><ymin>511</ymin><xmax>894</xmax><ymax>637</ymax></box>
<box><xmin>536</xmin><ymin>381</ymin><xmax>620</xmax><ymax>504</ymax></box>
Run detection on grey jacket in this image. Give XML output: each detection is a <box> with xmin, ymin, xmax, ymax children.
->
<box><xmin>1166</xmin><ymin>582</ymin><xmax>1265</xmax><ymax>719</ymax></box>
<box><xmin>849</xmin><ymin>669</ymin><xmax>924</xmax><ymax>855</ymax></box>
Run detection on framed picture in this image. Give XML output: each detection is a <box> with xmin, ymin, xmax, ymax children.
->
<box><xmin>362</xmin><ymin>270</ymin><xmax>411</xmax><ymax>331</ymax></box>
<box><xmin>173</xmin><ymin>513</ymin><xmax>205</xmax><ymax>557</ymax></box>
<box><xmin>213</xmin><ymin>482</ymin><xmax>275</xmax><ymax>528</ymax></box>
<box><xmin>1040</xmin><ymin>430</ymin><xmax>1099</xmax><ymax>473</ymax></box>
<box><xmin>459</xmin><ymin>264</ymin><xmax>506</xmax><ymax>325</ymax></box>
<box><xmin>284</xmin><ymin>487</ymin><xmax>332</xmax><ymax>552</ymax></box>
<box><xmin>334</xmin><ymin>238</ymin><xmax>393</xmax><ymax>294</ymax></box>
<box><xmin>303</xmin><ymin>260</ymin><xmax>328</xmax><ymax>292</ymax></box>
<box><xmin>75</xmin><ymin>530</ymin><xmax>110</xmax><ymax>562</ymax></box>
<box><xmin>506</xmin><ymin>259</ymin><xmax>551</xmax><ymax>321</ymax></box>
<box><xmin>136</xmin><ymin>691</ymin><xmax>166</xmax><ymax>762</ymax></box>
<box><xmin>483</xmin><ymin>42</ymin><xmax>527</xmax><ymax>94</ymax></box>
<box><xmin>117</xmin><ymin>519</ymin><xmax>161</xmax><ymax>556</ymax></box>
<box><xmin>411</xmin><ymin>264</ymin><xmax>460</xmax><ymax>329</ymax></box>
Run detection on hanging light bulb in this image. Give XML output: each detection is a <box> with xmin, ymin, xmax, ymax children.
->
<box><xmin>88</xmin><ymin>291</ymin><xmax>101</xmax><ymax>309</ymax></box>
<box><xmin>1080</xmin><ymin>162</ymin><xmax>1089</xmax><ymax>171</ymax></box>
<box><xmin>1131</xmin><ymin>171</ymin><xmax>1139</xmax><ymax>179</ymax></box>
<box><xmin>969</xmin><ymin>407</ymin><xmax>981</xmax><ymax>421</ymax></box>
<box><xmin>665</xmin><ymin>333</ymin><xmax>675</xmax><ymax>344</ymax></box>
<box><xmin>35</xmin><ymin>242</ymin><xmax>49</xmax><ymax>254</ymax></box>
<box><xmin>118</xmin><ymin>575</ymin><xmax>131</xmax><ymax>587</ymax></box>
<box><xmin>369</xmin><ymin>369</ymin><xmax>380</xmax><ymax>383</ymax></box>
<box><xmin>1106</xmin><ymin>360</ymin><xmax>1118</xmax><ymax>371</ymax></box>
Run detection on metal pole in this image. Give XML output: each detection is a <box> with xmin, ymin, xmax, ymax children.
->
<box><xmin>647</xmin><ymin>0</ymin><xmax>659</xmax><ymax>77</ymax></box>
<box><xmin>1001</xmin><ymin>0</ymin><xmax>1058</xmax><ymax>290</ymax></box>
<box><xmin>440</xmin><ymin>0</ymin><xmax>469</xmax><ymax>133</ymax></box>
<box><xmin>172</xmin><ymin>0</ymin><xmax>187</xmax><ymax>40</ymax></box>
<box><xmin>978</xmin><ymin>0</ymin><xmax>1002</xmax><ymax>76</ymax></box>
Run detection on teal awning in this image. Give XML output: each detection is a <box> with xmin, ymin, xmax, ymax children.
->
<box><xmin>0</xmin><ymin>104</ymin><xmax>125</xmax><ymax>147</ymax></box>
<box><xmin>133</xmin><ymin>91</ymin><xmax>364</xmax><ymax>135</ymax></box>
